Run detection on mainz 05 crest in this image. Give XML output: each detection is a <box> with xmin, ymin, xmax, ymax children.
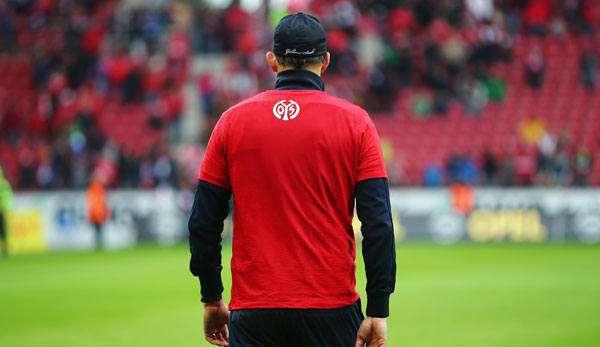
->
<box><xmin>273</xmin><ymin>100</ymin><xmax>300</xmax><ymax>121</ymax></box>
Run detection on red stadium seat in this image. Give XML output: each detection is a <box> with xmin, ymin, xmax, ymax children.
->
<box><xmin>372</xmin><ymin>32</ymin><xmax>599</xmax><ymax>185</ymax></box>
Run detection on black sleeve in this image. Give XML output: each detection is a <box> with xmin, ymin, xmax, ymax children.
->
<box><xmin>188</xmin><ymin>179</ymin><xmax>232</xmax><ymax>303</ymax></box>
<box><xmin>355</xmin><ymin>177</ymin><xmax>396</xmax><ymax>317</ymax></box>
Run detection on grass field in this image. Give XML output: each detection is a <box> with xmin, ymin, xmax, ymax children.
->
<box><xmin>1</xmin><ymin>243</ymin><xmax>599</xmax><ymax>347</ymax></box>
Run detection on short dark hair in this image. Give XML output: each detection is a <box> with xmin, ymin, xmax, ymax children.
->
<box><xmin>275</xmin><ymin>54</ymin><xmax>326</xmax><ymax>69</ymax></box>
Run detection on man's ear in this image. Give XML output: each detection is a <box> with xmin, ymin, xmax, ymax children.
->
<box><xmin>266</xmin><ymin>51</ymin><xmax>278</xmax><ymax>73</ymax></box>
<box><xmin>321</xmin><ymin>52</ymin><xmax>331</xmax><ymax>74</ymax></box>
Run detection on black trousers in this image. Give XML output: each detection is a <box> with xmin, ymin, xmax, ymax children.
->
<box><xmin>92</xmin><ymin>223</ymin><xmax>103</xmax><ymax>249</ymax></box>
<box><xmin>229</xmin><ymin>299</ymin><xmax>364</xmax><ymax>347</ymax></box>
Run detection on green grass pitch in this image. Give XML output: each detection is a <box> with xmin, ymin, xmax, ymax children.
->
<box><xmin>1</xmin><ymin>243</ymin><xmax>599</xmax><ymax>347</ymax></box>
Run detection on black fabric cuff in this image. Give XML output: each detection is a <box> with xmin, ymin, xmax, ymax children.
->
<box><xmin>198</xmin><ymin>268</ymin><xmax>224</xmax><ymax>303</ymax></box>
<box><xmin>366</xmin><ymin>293</ymin><xmax>390</xmax><ymax>318</ymax></box>
<box><xmin>200</xmin><ymin>295</ymin><xmax>222</xmax><ymax>303</ymax></box>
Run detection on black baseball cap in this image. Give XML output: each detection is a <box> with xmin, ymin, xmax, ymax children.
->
<box><xmin>272</xmin><ymin>12</ymin><xmax>327</xmax><ymax>58</ymax></box>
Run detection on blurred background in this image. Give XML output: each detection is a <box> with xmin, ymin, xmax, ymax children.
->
<box><xmin>0</xmin><ymin>0</ymin><xmax>599</xmax><ymax>346</ymax></box>
<box><xmin>0</xmin><ymin>0</ymin><xmax>599</xmax><ymax>251</ymax></box>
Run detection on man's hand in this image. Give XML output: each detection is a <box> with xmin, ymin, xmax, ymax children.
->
<box><xmin>203</xmin><ymin>299</ymin><xmax>230</xmax><ymax>346</ymax></box>
<box><xmin>355</xmin><ymin>316</ymin><xmax>387</xmax><ymax>347</ymax></box>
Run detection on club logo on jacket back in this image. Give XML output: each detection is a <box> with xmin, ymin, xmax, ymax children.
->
<box><xmin>273</xmin><ymin>100</ymin><xmax>300</xmax><ymax>121</ymax></box>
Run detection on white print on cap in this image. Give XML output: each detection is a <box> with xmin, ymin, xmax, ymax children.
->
<box><xmin>273</xmin><ymin>100</ymin><xmax>300</xmax><ymax>121</ymax></box>
<box><xmin>285</xmin><ymin>48</ymin><xmax>316</xmax><ymax>55</ymax></box>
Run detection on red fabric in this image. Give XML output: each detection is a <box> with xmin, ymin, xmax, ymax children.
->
<box><xmin>165</xmin><ymin>89</ymin><xmax>184</xmax><ymax>120</ymax></box>
<box><xmin>523</xmin><ymin>0</ymin><xmax>552</xmax><ymax>26</ymax></box>
<box><xmin>429</xmin><ymin>18</ymin><xmax>453</xmax><ymax>44</ymax></box>
<box><xmin>514</xmin><ymin>148</ymin><xmax>537</xmax><ymax>184</ymax></box>
<box><xmin>81</xmin><ymin>24</ymin><xmax>105</xmax><ymax>56</ymax></box>
<box><xmin>224</xmin><ymin>5</ymin><xmax>248</xmax><ymax>33</ymax></box>
<box><xmin>145</xmin><ymin>68</ymin><xmax>167</xmax><ymax>92</ymax></box>
<box><xmin>39</xmin><ymin>0</ymin><xmax>54</xmax><ymax>13</ymax></box>
<box><xmin>108</xmin><ymin>56</ymin><xmax>132</xmax><ymax>86</ymax></box>
<box><xmin>581</xmin><ymin>2</ymin><xmax>595</xmax><ymax>24</ymax></box>
<box><xmin>167</xmin><ymin>31</ymin><xmax>190</xmax><ymax>60</ymax></box>
<box><xmin>236</xmin><ymin>29</ymin><xmax>258</xmax><ymax>55</ymax></box>
<box><xmin>387</xmin><ymin>7</ymin><xmax>416</xmax><ymax>33</ymax></box>
<box><xmin>199</xmin><ymin>90</ymin><xmax>387</xmax><ymax>310</ymax></box>
<box><xmin>327</xmin><ymin>29</ymin><xmax>350</xmax><ymax>53</ymax></box>
<box><xmin>26</xmin><ymin>109</ymin><xmax>45</xmax><ymax>136</ymax></box>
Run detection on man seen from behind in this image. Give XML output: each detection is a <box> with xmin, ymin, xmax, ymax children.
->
<box><xmin>189</xmin><ymin>12</ymin><xmax>396</xmax><ymax>347</ymax></box>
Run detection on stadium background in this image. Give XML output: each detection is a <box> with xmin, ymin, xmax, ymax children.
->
<box><xmin>0</xmin><ymin>0</ymin><xmax>599</xmax><ymax>346</ymax></box>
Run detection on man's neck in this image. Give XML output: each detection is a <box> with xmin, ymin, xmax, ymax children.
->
<box><xmin>274</xmin><ymin>69</ymin><xmax>325</xmax><ymax>91</ymax></box>
<box><xmin>277</xmin><ymin>66</ymin><xmax>322</xmax><ymax>77</ymax></box>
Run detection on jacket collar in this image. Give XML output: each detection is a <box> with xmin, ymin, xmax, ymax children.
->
<box><xmin>274</xmin><ymin>69</ymin><xmax>325</xmax><ymax>91</ymax></box>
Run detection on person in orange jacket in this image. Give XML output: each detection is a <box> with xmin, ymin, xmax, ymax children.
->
<box><xmin>87</xmin><ymin>177</ymin><xmax>110</xmax><ymax>249</ymax></box>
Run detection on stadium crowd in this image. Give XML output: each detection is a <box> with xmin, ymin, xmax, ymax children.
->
<box><xmin>0</xmin><ymin>0</ymin><xmax>190</xmax><ymax>190</ymax></box>
<box><xmin>195</xmin><ymin>0</ymin><xmax>597</xmax><ymax>187</ymax></box>
<box><xmin>0</xmin><ymin>0</ymin><xmax>598</xmax><ymax>190</ymax></box>
<box><xmin>194</xmin><ymin>0</ymin><xmax>596</xmax><ymax>114</ymax></box>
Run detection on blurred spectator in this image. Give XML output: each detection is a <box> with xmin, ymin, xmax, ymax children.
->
<box><xmin>450</xmin><ymin>184</ymin><xmax>475</xmax><ymax>216</ymax></box>
<box><xmin>482</xmin><ymin>150</ymin><xmax>498</xmax><ymax>185</ymax></box>
<box><xmin>471</xmin><ymin>20</ymin><xmax>508</xmax><ymax>66</ymax></box>
<box><xmin>535</xmin><ymin>130</ymin><xmax>557</xmax><ymax>185</ymax></box>
<box><xmin>198</xmin><ymin>72</ymin><xmax>217</xmax><ymax>116</ymax></box>
<box><xmin>193</xmin><ymin>7</ymin><xmax>225</xmax><ymax>53</ymax></box>
<box><xmin>356</xmin><ymin>17</ymin><xmax>384</xmax><ymax>73</ymax></box>
<box><xmin>223</xmin><ymin>0</ymin><xmax>249</xmax><ymax>52</ymax></box>
<box><xmin>447</xmin><ymin>153</ymin><xmax>479</xmax><ymax>185</ymax></box>
<box><xmin>563</xmin><ymin>0</ymin><xmax>595</xmax><ymax>35</ymax></box>
<box><xmin>52</xmin><ymin>136</ymin><xmax>73</xmax><ymax>188</ymax></box>
<box><xmin>550</xmin><ymin>16</ymin><xmax>567</xmax><ymax>37</ymax></box>
<box><xmin>502</xmin><ymin>2</ymin><xmax>523</xmax><ymax>37</ymax></box>
<box><xmin>441</xmin><ymin>35</ymin><xmax>467</xmax><ymax>73</ymax></box>
<box><xmin>87</xmin><ymin>175</ymin><xmax>110</xmax><ymax>249</ymax></box>
<box><xmin>483</xmin><ymin>75</ymin><xmax>506</xmax><ymax>101</ymax></box>
<box><xmin>524</xmin><ymin>47</ymin><xmax>546</xmax><ymax>89</ymax></box>
<box><xmin>433</xmin><ymin>91</ymin><xmax>451</xmax><ymax>115</ymax></box>
<box><xmin>523</xmin><ymin>0</ymin><xmax>552</xmax><ymax>35</ymax></box>
<box><xmin>413</xmin><ymin>0</ymin><xmax>435</xmax><ymax>27</ymax></box>
<box><xmin>139</xmin><ymin>156</ymin><xmax>155</xmax><ymax>189</ymax></box>
<box><xmin>153</xmin><ymin>148</ymin><xmax>177</xmax><ymax>188</ymax></box>
<box><xmin>122</xmin><ymin>64</ymin><xmax>144</xmax><ymax>103</ymax></box>
<box><xmin>548</xmin><ymin>131</ymin><xmax>573</xmax><ymax>186</ymax></box>
<box><xmin>466</xmin><ymin>0</ymin><xmax>494</xmax><ymax>21</ymax></box>
<box><xmin>166</xmin><ymin>27</ymin><xmax>191</xmax><ymax>82</ymax></box>
<box><xmin>572</xmin><ymin>147</ymin><xmax>592</xmax><ymax>186</ymax></box>
<box><xmin>411</xmin><ymin>93</ymin><xmax>433</xmax><ymax>119</ymax></box>
<box><xmin>457</xmin><ymin>154</ymin><xmax>480</xmax><ymax>185</ymax></box>
<box><xmin>520</xmin><ymin>117</ymin><xmax>547</xmax><ymax>144</ymax></box>
<box><xmin>446</xmin><ymin>152</ymin><xmax>462</xmax><ymax>184</ymax></box>
<box><xmin>551</xmin><ymin>145</ymin><xmax>572</xmax><ymax>186</ymax></box>
<box><xmin>498</xmin><ymin>153</ymin><xmax>516</xmax><ymax>186</ymax></box>
<box><xmin>424</xmin><ymin>164</ymin><xmax>445</xmax><ymax>187</ymax></box>
<box><xmin>177</xmin><ymin>143</ymin><xmax>205</xmax><ymax>190</ymax></box>
<box><xmin>0</xmin><ymin>4</ymin><xmax>15</xmax><ymax>52</ymax></box>
<box><xmin>580</xmin><ymin>49</ymin><xmax>598</xmax><ymax>89</ymax></box>
<box><xmin>514</xmin><ymin>146</ymin><xmax>537</xmax><ymax>185</ymax></box>
<box><xmin>17</xmin><ymin>144</ymin><xmax>37</xmax><ymax>190</ymax></box>
<box><xmin>0</xmin><ymin>166</ymin><xmax>13</xmax><ymax>256</ymax></box>
<box><xmin>117</xmin><ymin>149</ymin><xmax>140</xmax><ymax>188</ymax></box>
<box><xmin>147</xmin><ymin>98</ymin><xmax>166</xmax><ymax>130</ymax></box>
<box><xmin>460</xmin><ymin>76</ymin><xmax>488</xmax><ymax>115</ymax></box>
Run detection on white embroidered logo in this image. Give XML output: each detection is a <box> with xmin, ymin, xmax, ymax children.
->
<box><xmin>285</xmin><ymin>48</ymin><xmax>316</xmax><ymax>55</ymax></box>
<box><xmin>273</xmin><ymin>100</ymin><xmax>300</xmax><ymax>121</ymax></box>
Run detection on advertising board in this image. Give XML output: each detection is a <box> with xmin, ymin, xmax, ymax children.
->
<box><xmin>7</xmin><ymin>188</ymin><xmax>600</xmax><ymax>253</ymax></box>
<box><xmin>10</xmin><ymin>189</ymin><xmax>184</xmax><ymax>252</ymax></box>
